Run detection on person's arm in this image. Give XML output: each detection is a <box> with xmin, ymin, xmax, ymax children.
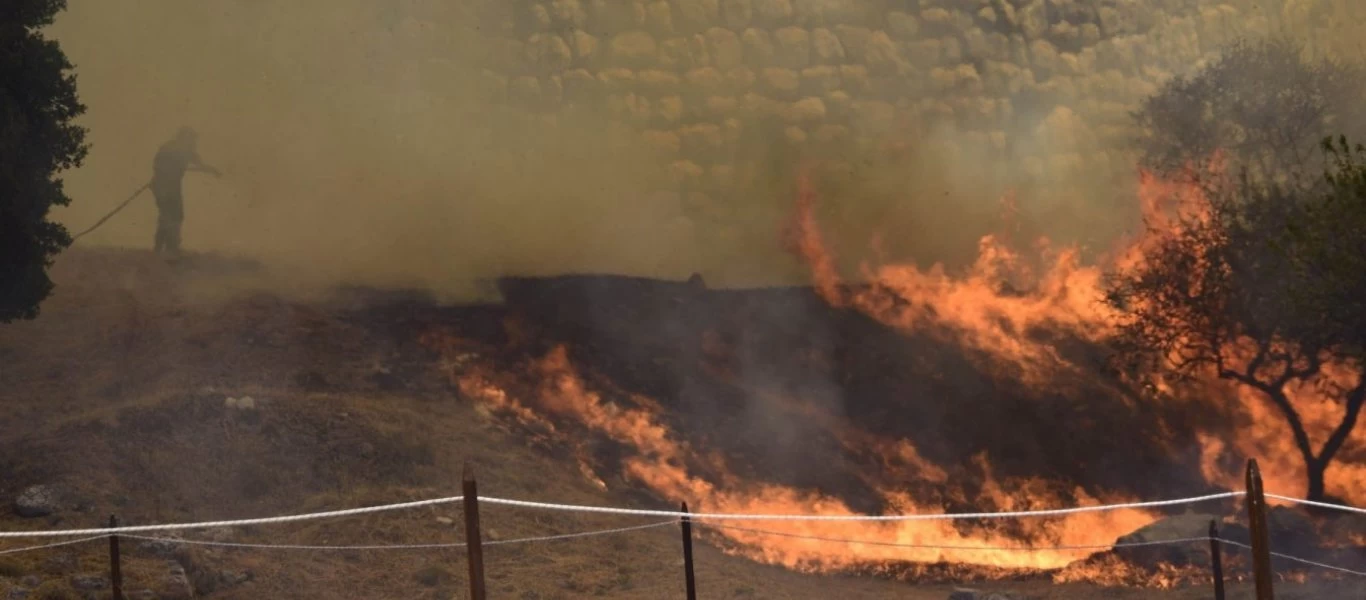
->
<box><xmin>187</xmin><ymin>152</ymin><xmax>222</xmax><ymax>177</ymax></box>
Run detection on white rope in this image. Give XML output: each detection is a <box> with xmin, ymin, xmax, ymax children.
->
<box><xmin>700</xmin><ymin>522</ymin><xmax>1210</xmax><ymax>552</ymax></box>
<box><xmin>0</xmin><ymin>536</ymin><xmax>106</xmax><ymax>556</ymax></box>
<box><xmin>0</xmin><ymin>495</ymin><xmax>463</xmax><ymax>538</ymax></box>
<box><xmin>119</xmin><ymin>520</ymin><xmax>676</xmax><ymax>551</ymax></box>
<box><xmin>484</xmin><ymin>520</ymin><xmax>676</xmax><ymax>546</ymax></box>
<box><xmin>479</xmin><ymin>491</ymin><xmax>1244</xmax><ymax>521</ymax></box>
<box><xmin>1217</xmin><ymin>538</ymin><xmax>1366</xmax><ymax>577</ymax></box>
<box><xmin>1264</xmin><ymin>493</ymin><xmax>1366</xmax><ymax>516</ymax></box>
<box><xmin>0</xmin><ymin>490</ymin><xmax>1246</xmax><ymax>537</ymax></box>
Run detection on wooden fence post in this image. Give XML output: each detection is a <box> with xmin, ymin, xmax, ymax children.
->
<box><xmin>1245</xmin><ymin>459</ymin><xmax>1274</xmax><ymax>600</ymax></box>
<box><xmin>108</xmin><ymin>515</ymin><xmax>124</xmax><ymax>600</ymax></box>
<box><xmin>463</xmin><ymin>464</ymin><xmax>487</xmax><ymax>600</ymax></box>
<box><xmin>680</xmin><ymin>502</ymin><xmax>696</xmax><ymax>600</ymax></box>
<box><xmin>1208</xmin><ymin>519</ymin><xmax>1225</xmax><ymax>600</ymax></box>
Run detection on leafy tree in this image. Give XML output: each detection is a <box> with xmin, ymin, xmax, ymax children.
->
<box><xmin>0</xmin><ymin>0</ymin><xmax>88</xmax><ymax>322</ymax></box>
<box><xmin>1131</xmin><ymin>37</ymin><xmax>1363</xmax><ymax>189</ymax></box>
<box><xmin>1105</xmin><ymin>152</ymin><xmax>1366</xmax><ymax>502</ymax></box>
<box><xmin>1278</xmin><ymin>137</ymin><xmax>1366</xmax><ymax>358</ymax></box>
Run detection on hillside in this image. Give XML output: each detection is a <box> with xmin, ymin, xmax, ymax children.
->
<box><xmin>0</xmin><ymin>248</ymin><xmax>1357</xmax><ymax>599</ymax></box>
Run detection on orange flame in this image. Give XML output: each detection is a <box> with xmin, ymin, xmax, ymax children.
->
<box><xmin>445</xmin><ymin>345</ymin><xmax>1154</xmax><ymax>573</ymax></box>
<box><xmin>420</xmin><ymin>153</ymin><xmax>1366</xmax><ymax>584</ymax></box>
<box><xmin>787</xmin><ymin>158</ymin><xmax>1366</xmax><ymax>506</ymax></box>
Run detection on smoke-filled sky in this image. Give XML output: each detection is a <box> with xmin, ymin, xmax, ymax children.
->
<box><xmin>43</xmin><ymin>0</ymin><xmax>1351</xmax><ymax>298</ymax></box>
<box><xmin>49</xmin><ymin>1</ymin><xmax>704</xmax><ymax>299</ymax></box>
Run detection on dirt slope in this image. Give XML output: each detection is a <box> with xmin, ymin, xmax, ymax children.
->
<box><xmin>0</xmin><ymin>248</ymin><xmax>1352</xmax><ymax>599</ymax></box>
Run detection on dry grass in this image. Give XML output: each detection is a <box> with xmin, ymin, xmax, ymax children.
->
<box><xmin>0</xmin><ymin>248</ymin><xmax>1355</xmax><ymax>598</ymax></box>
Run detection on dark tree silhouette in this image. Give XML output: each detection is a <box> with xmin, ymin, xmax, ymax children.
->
<box><xmin>1116</xmin><ymin>36</ymin><xmax>1366</xmax><ymax>503</ymax></box>
<box><xmin>0</xmin><ymin>0</ymin><xmax>88</xmax><ymax>322</ymax></box>
<box><xmin>1106</xmin><ymin>156</ymin><xmax>1366</xmax><ymax>502</ymax></box>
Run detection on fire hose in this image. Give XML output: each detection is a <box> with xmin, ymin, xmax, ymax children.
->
<box><xmin>70</xmin><ymin>181</ymin><xmax>152</xmax><ymax>242</ymax></box>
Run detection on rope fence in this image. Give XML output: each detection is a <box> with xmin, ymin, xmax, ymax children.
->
<box><xmin>0</xmin><ymin>535</ymin><xmax>109</xmax><ymax>556</ymax></box>
<box><xmin>1265</xmin><ymin>493</ymin><xmax>1366</xmax><ymax>516</ymax></box>
<box><xmin>0</xmin><ymin>494</ymin><xmax>466</xmax><ymax>539</ymax></box>
<box><xmin>0</xmin><ymin>460</ymin><xmax>1360</xmax><ymax>599</ymax></box>
<box><xmin>0</xmin><ymin>491</ymin><xmax>1249</xmax><ymax>539</ymax></box>
<box><xmin>11</xmin><ymin>490</ymin><xmax>1366</xmax><ymax>539</ymax></box>
<box><xmin>115</xmin><ymin>520</ymin><xmax>678</xmax><ymax>552</ymax></box>
<box><xmin>1216</xmin><ymin>538</ymin><xmax>1366</xmax><ymax>577</ymax></box>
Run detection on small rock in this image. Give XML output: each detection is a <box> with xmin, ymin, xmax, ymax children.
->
<box><xmin>68</xmin><ymin>574</ymin><xmax>108</xmax><ymax>591</ymax></box>
<box><xmin>1113</xmin><ymin>513</ymin><xmax>1246</xmax><ymax>569</ymax></box>
<box><xmin>14</xmin><ymin>485</ymin><xmax>61</xmax><ymax>518</ymax></box>
<box><xmin>721</xmin><ymin>0</ymin><xmax>751</xmax><ymax>29</ymax></box>
<box><xmin>217</xmin><ymin>569</ymin><xmax>252</xmax><ymax>588</ymax></box>
<box><xmin>772</xmin><ymin>26</ymin><xmax>810</xmax><ymax>69</ymax></box>
<box><xmin>435</xmin><ymin>516</ymin><xmax>455</xmax><ymax>526</ymax></box>
<box><xmin>810</xmin><ymin>28</ymin><xmax>843</xmax><ymax>63</ymax></box>
<box><xmin>158</xmin><ymin>563</ymin><xmax>194</xmax><ymax>600</ymax></box>
<box><xmin>706</xmin><ymin>27</ymin><xmax>743</xmax><ymax>70</ymax></box>
<box><xmin>225</xmin><ymin>396</ymin><xmax>257</xmax><ymax>410</ymax></box>
<box><xmin>19</xmin><ymin>577</ymin><xmax>39</xmax><ymax>588</ymax></box>
<box><xmin>137</xmin><ymin>537</ymin><xmax>180</xmax><ymax>558</ymax></box>
<box><xmin>413</xmin><ymin>566</ymin><xmax>453</xmax><ymax>587</ymax></box>
<box><xmin>784</xmin><ymin>97</ymin><xmax>826</xmax><ymax>123</ymax></box>
<box><xmin>609</xmin><ymin>31</ymin><xmax>659</xmax><ymax>66</ymax></box>
<box><xmin>753</xmin><ymin>0</ymin><xmax>793</xmax><ymax>26</ymax></box>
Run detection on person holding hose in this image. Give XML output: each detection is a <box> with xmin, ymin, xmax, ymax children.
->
<box><xmin>151</xmin><ymin>127</ymin><xmax>220</xmax><ymax>258</ymax></box>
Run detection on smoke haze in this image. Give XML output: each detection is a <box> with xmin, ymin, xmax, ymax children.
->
<box><xmin>44</xmin><ymin>0</ymin><xmax>1359</xmax><ymax>298</ymax></box>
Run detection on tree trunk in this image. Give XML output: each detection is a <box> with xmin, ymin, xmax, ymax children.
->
<box><xmin>1263</xmin><ymin>388</ymin><xmax>1321</xmax><ymax>498</ymax></box>
<box><xmin>1306</xmin><ymin>458</ymin><xmax>1328</xmax><ymax>502</ymax></box>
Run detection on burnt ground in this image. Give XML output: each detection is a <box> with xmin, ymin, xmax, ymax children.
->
<box><xmin>0</xmin><ymin>247</ymin><xmax>1359</xmax><ymax>598</ymax></box>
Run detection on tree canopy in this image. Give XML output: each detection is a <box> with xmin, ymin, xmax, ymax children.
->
<box><xmin>1132</xmin><ymin>37</ymin><xmax>1363</xmax><ymax>189</ymax></box>
<box><xmin>1112</xmin><ymin>37</ymin><xmax>1366</xmax><ymax>502</ymax></box>
<box><xmin>1277</xmin><ymin>136</ymin><xmax>1366</xmax><ymax>358</ymax></box>
<box><xmin>0</xmin><ymin>0</ymin><xmax>87</xmax><ymax>322</ymax></box>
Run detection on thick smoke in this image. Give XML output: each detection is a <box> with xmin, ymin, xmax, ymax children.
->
<box><xmin>49</xmin><ymin>1</ymin><xmax>698</xmax><ymax>300</ymax></box>
<box><xmin>46</xmin><ymin>0</ymin><xmax>1365</xmax><ymax>298</ymax></box>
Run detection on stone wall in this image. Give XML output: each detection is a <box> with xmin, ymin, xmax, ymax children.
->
<box><xmin>469</xmin><ymin>0</ymin><xmax>1366</xmax><ymax>224</ymax></box>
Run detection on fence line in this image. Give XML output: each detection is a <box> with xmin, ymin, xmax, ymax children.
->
<box><xmin>0</xmin><ymin>535</ymin><xmax>107</xmax><ymax>556</ymax></box>
<box><xmin>1264</xmin><ymin>493</ymin><xmax>1366</xmax><ymax>516</ymax></box>
<box><xmin>117</xmin><ymin>520</ymin><xmax>677</xmax><ymax>552</ymax></box>
<box><xmin>0</xmin><ymin>495</ymin><xmax>465</xmax><ymax>538</ymax></box>
<box><xmin>8</xmin><ymin>489</ymin><xmax>1366</xmax><ymax>538</ymax></box>
<box><xmin>0</xmin><ymin>479</ymin><xmax>1361</xmax><ymax>600</ymax></box>
<box><xmin>4</xmin><ymin>529</ymin><xmax>1360</xmax><ymax>582</ymax></box>
<box><xmin>1216</xmin><ymin>538</ymin><xmax>1366</xmax><ymax>577</ymax></box>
